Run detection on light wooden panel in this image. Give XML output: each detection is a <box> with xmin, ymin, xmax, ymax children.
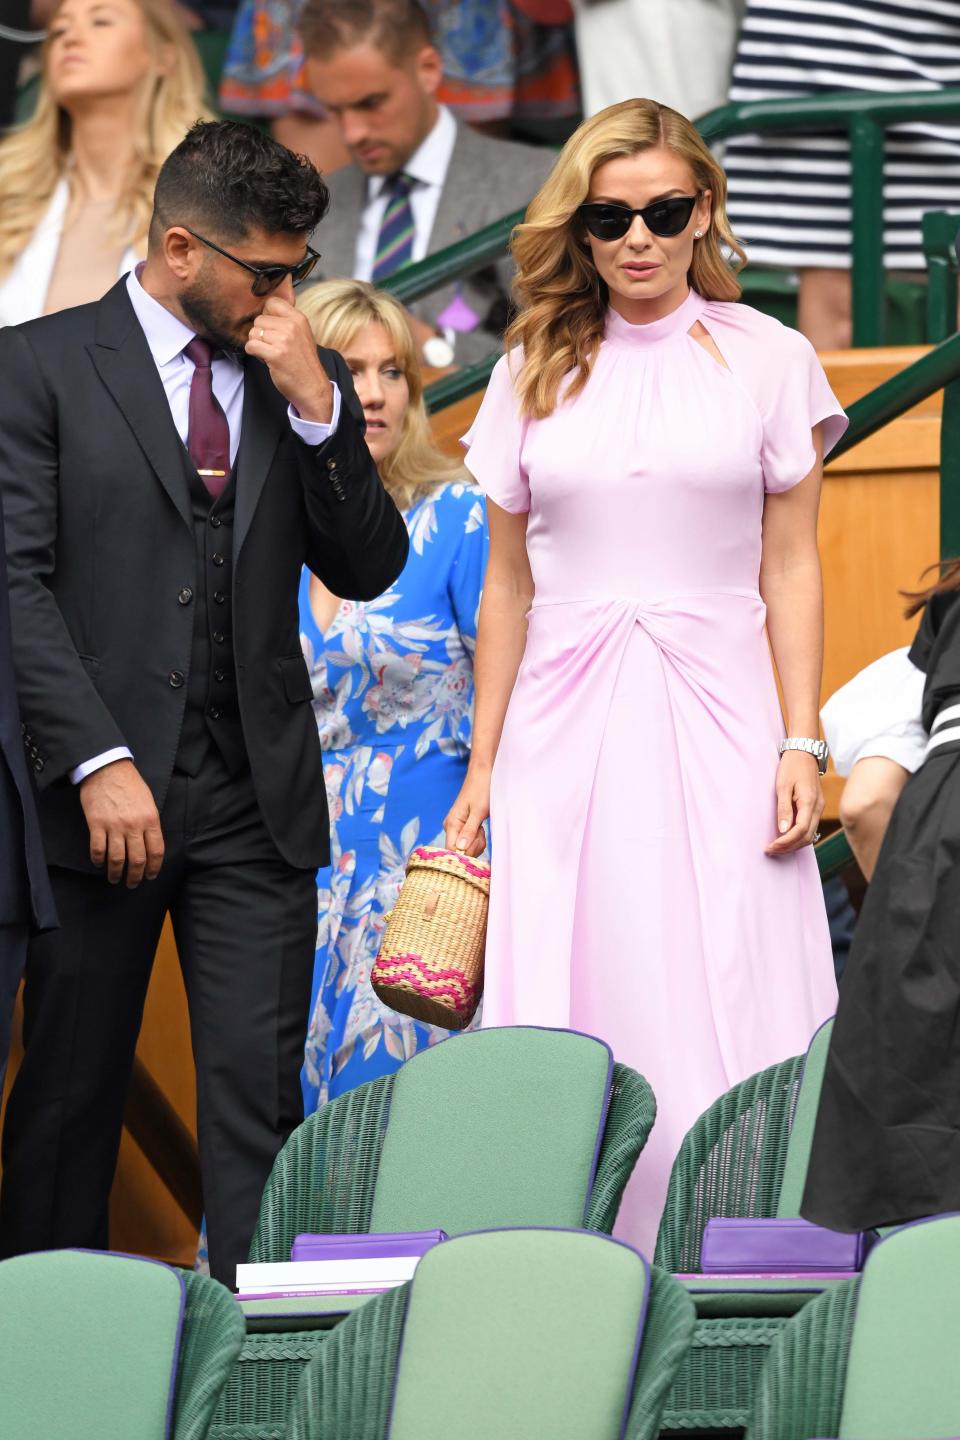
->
<box><xmin>430</xmin><ymin>391</ymin><xmax>486</xmax><ymax>459</ymax></box>
<box><xmin>818</xmin><ymin>346</ymin><xmax>939</xmax><ymax>817</ymax></box>
<box><xmin>108</xmin><ymin>920</ymin><xmax>198</xmax><ymax>1265</ymax></box>
<box><xmin>0</xmin><ymin>920</ymin><xmax>198</xmax><ymax>1267</ymax></box>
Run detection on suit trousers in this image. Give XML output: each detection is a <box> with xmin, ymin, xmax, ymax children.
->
<box><xmin>0</xmin><ymin>924</ymin><xmax>27</xmax><ymax>1096</ymax></box>
<box><xmin>0</xmin><ymin>746</ymin><xmax>317</xmax><ymax>1285</ymax></box>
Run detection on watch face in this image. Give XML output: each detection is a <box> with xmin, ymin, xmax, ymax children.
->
<box><xmin>422</xmin><ymin>335</ymin><xmax>455</xmax><ymax>369</ymax></box>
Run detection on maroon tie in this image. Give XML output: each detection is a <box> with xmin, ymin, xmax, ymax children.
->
<box><xmin>184</xmin><ymin>338</ymin><xmax>231</xmax><ymax>499</ymax></box>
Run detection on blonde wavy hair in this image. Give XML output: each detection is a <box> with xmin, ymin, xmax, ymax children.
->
<box><xmin>0</xmin><ymin>0</ymin><xmax>208</xmax><ymax>283</ymax></box>
<box><xmin>298</xmin><ymin>279</ymin><xmax>467</xmax><ymax>511</ymax></box>
<box><xmin>507</xmin><ymin>98</ymin><xmax>747</xmax><ymax>418</ymax></box>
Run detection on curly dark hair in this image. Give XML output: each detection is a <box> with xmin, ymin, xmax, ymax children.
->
<box><xmin>150</xmin><ymin>120</ymin><xmax>330</xmax><ymax>245</ymax></box>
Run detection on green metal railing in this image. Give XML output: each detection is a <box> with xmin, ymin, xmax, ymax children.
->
<box><xmin>699</xmin><ymin>90</ymin><xmax>960</xmax><ymax>347</ymax></box>
<box><xmin>924</xmin><ymin>211</ymin><xmax>960</xmax><ymax>344</ymax></box>
<box><xmin>387</xmin><ymin>88</ymin><xmax>960</xmax><ymax>355</ymax></box>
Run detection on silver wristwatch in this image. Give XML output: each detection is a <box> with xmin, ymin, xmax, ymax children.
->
<box><xmin>779</xmin><ymin>737</ymin><xmax>829</xmax><ymax>775</ymax></box>
<box><xmin>421</xmin><ymin>333</ymin><xmax>455</xmax><ymax>368</ymax></box>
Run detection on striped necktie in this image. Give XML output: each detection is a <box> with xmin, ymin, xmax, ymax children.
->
<box><xmin>372</xmin><ymin>172</ymin><xmax>415</xmax><ymax>282</ymax></box>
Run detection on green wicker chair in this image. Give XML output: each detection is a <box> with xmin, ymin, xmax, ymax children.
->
<box><xmin>653</xmin><ymin>1018</ymin><xmax>834</xmax><ymax>1431</ymax></box>
<box><xmin>748</xmin><ymin>1214</ymin><xmax>960</xmax><ymax>1440</ymax></box>
<box><xmin>210</xmin><ymin>1026</ymin><xmax>656</xmax><ymax>1440</ymax></box>
<box><xmin>284</xmin><ymin>1228</ymin><xmax>695</xmax><ymax>1440</ymax></box>
<box><xmin>0</xmin><ymin>1249</ymin><xmax>245</xmax><ymax>1440</ymax></box>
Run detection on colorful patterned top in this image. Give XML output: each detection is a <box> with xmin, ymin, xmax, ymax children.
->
<box><xmin>299</xmin><ymin>480</ymin><xmax>488</xmax><ymax>1112</ymax></box>
<box><xmin>219</xmin><ymin>0</ymin><xmax>579</xmax><ymax>122</ymax></box>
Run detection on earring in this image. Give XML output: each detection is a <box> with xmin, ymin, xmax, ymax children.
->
<box><xmin>694</xmin><ymin>230</ymin><xmax>703</xmax><ymax>238</ymax></box>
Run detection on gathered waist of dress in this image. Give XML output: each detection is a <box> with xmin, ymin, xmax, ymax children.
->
<box><xmin>528</xmin><ymin>586</ymin><xmax>764</xmax><ymax>612</ymax></box>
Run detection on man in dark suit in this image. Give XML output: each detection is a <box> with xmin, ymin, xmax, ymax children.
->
<box><xmin>298</xmin><ymin>0</ymin><xmax>555</xmax><ymax>368</ymax></box>
<box><xmin>0</xmin><ymin>120</ymin><xmax>408</xmax><ymax>1284</ymax></box>
<box><xmin>0</xmin><ymin>502</ymin><xmax>57</xmax><ymax>1092</ymax></box>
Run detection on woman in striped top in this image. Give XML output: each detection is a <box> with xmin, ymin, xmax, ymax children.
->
<box><xmin>724</xmin><ymin>0</ymin><xmax>960</xmax><ymax>348</ymax></box>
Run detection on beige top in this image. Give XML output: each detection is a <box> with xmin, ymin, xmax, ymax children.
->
<box><xmin>43</xmin><ymin>196</ymin><xmax>130</xmax><ymax>315</ymax></box>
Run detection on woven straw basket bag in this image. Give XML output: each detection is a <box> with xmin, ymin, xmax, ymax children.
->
<box><xmin>372</xmin><ymin>846</ymin><xmax>491</xmax><ymax>1030</ymax></box>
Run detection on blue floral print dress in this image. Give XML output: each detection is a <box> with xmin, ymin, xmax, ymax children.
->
<box><xmin>299</xmin><ymin>481</ymin><xmax>488</xmax><ymax>1112</ymax></box>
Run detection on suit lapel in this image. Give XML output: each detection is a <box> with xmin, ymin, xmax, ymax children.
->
<box><xmin>87</xmin><ymin>281</ymin><xmax>192</xmax><ymax>531</ymax></box>
<box><xmin>428</xmin><ymin>125</ymin><xmax>480</xmax><ymax>254</ymax></box>
<box><xmin>314</xmin><ymin>165</ymin><xmax>368</xmax><ymax>280</ymax></box>
<box><xmin>234</xmin><ymin>356</ymin><xmax>286</xmax><ymax>559</ymax></box>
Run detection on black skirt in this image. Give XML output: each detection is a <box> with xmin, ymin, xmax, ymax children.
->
<box><xmin>802</xmin><ymin>738</ymin><xmax>960</xmax><ymax>1232</ymax></box>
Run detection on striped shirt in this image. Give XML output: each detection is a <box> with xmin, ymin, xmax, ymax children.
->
<box><xmin>724</xmin><ymin>0</ymin><xmax>960</xmax><ymax>269</ymax></box>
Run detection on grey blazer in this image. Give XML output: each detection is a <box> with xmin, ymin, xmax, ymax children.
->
<box><xmin>307</xmin><ymin>122</ymin><xmax>556</xmax><ymax>365</ymax></box>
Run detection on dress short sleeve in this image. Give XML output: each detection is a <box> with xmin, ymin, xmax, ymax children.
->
<box><xmin>460</xmin><ymin>352</ymin><xmax>531</xmax><ymax>515</ymax></box>
<box><xmin>757</xmin><ymin>327</ymin><xmax>848</xmax><ymax>494</ymax></box>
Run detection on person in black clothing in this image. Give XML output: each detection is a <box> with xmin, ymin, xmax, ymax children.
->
<box><xmin>803</xmin><ymin>569</ymin><xmax>960</xmax><ymax>1232</ymax></box>
<box><xmin>0</xmin><ymin>121</ymin><xmax>408</xmax><ymax>1283</ymax></box>
<box><xmin>0</xmin><ymin>502</ymin><xmax>57</xmax><ymax>1092</ymax></box>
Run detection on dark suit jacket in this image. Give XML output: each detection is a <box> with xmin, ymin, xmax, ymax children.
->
<box><xmin>0</xmin><ymin>279</ymin><xmax>408</xmax><ymax>873</ymax></box>
<box><xmin>0</xmin><ymin>503</ymin><xmax>56</xmax><ymax>930</ymax></box>
<box><xmin>306</xmin><ymin>121</ymin><xmax>555</xmax><ymax>365</ymax></box>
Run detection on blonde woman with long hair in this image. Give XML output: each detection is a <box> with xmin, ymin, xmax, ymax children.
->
<box><xmin>0</xmin><ymin>0</ymin><xmax>207</xmax><ymax>325</ymax></box>
<box><xmin>296</xmin><ymin>279</ymin><xmax>488</xmax><ymax>1110</ymax></box>
<box><xmin>443</xmin><ymin>98</ymin><xmax>848</xmax><ymax>1251</ymax></box>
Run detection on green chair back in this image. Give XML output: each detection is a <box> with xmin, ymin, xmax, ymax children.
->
<box><xmin>369</xmin><ymin>1028</ymin><xmax>613</xmax><ymax>1235</ymax></box>
<box><xmin>387</xmin><ymin>1229</ymin><xmax>650</xmax><ymax>1440</ymax></box>
<box><xmin>776</xmin><ymin>1017</ymin><xmax>834</xmax><ymax>1217</ymax></box>
<box><xmin>839</xmin><ymin>1216</ymin><xmax>960</xmax><ymax>1440</ymax></box>
<box><xmin>0</xmin><ymin>1250</ymin><xmax>184</xmax><ymax>1439</ymax></box>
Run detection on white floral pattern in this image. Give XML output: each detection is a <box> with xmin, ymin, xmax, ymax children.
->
<box><xmin>299</xmin><ymin>482</ymin><xmax>488</xmax><ymax>1111</ymax></box>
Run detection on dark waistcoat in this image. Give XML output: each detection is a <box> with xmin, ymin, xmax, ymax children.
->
<box><xmin>174</xmin><ymin>447</ymin><xmax>246</xmax><ymax>778</ymax></box>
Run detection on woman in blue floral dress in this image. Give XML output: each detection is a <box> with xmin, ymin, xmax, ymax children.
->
<box><xmin>297</xmin><ymin>280</ymin><xmax>488</xmax><ymax>1111</ymax></box>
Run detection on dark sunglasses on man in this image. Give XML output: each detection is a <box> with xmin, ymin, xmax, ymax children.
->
<box><xmin>578</xmin><ymin>194</ymin><xmax>701</xmax><ymax>242</ymax></box>
<box><xmin>185</xmin><ymin>226</ymin><xmax>321</xmax><ymax>296</ymax></box>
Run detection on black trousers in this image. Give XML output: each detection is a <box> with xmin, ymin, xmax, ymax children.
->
<box><xmin>0</xmin><ymin>923</ymin><xmax>27</xmax><ymax>1096</ymax></box>
<box><xmin>0</xmin><ymin>749</ymin><xmax>316</xmax><ymax>1285</ymax></box>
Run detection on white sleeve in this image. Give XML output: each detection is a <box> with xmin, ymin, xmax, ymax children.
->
<box><xmin>821</xmin><ymin>648</ymin><xmax>927</xmax><ymax>777</ymax></box>
<box><xmin>70</xmin><ymin>747</ymin><xmax>134</xmax><ymax>784</ymax></box>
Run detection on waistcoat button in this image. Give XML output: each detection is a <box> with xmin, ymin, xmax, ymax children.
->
<box><xmin>178</xmin><ymin>587</ymin><xmax>193</xmax><ymax>605</ymax></box>
<box><xmin>211</xmin><ymin>552</ymin><xmax>225</xmax><ymax>567</ymax></box>
<box><xmin>214</xmin><ymin>591</ymin><xmax>226</xmax><ymax>604</ymax></box>
<box><xmin>213</xmin><ymin>630</ymin><xmax>225</xmax><ymax>644</ymax></box>
<box><xmin>210</xmin><ymin>515</ymin><xmax>222</xmax><ymax>528</ymax></box>
<box><xmin>168</xmin><ymin>670</ymin><xmax>185</xmax><ymax>688</ymax></box>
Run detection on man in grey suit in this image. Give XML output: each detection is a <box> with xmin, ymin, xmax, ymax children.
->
<box><xmin>298</xmin><ymin>0</ymin><xmax>555</xmax><ymax>368</ymax></box>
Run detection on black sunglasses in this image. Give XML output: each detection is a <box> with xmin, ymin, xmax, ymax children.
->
<box><xmin>185</xmin><ymin>227</ymin><xmax>321</xmax><ymax>296</ymax></box>
<box><xmin>578</xmin><ymin>195</ymin><xmax>700</xmax><ymax>241</ymax></box>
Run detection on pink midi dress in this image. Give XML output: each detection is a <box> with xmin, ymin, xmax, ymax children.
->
<box><xmin>462</xmin><ymin>288</ymin><xmax>848</xmax><ymax>1255</ymax></box>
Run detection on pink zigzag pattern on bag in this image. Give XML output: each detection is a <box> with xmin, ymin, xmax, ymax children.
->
<box><xmin>375</xmin><ymin>953</ymin><xmax>478</xmax><ymax>1015</ymax></box>
<box><xmin>410</xmin><ymin>846</ymin><xmax>491</xmax><ymax>881</ymax></box>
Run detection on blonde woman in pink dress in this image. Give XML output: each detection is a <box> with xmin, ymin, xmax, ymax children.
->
<box><xmin>443</xmin><ymin>98</ymin><xmax>848</xmax><ymax>1255</ymax></box>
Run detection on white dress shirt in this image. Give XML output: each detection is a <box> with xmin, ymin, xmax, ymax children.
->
<box><xmin>71</xmin><ymin>267</ymin><xmax>341</xmax><ymax>783</ymax></box>
<box><xmin>352</xmin><ymin>105</ymin><xmax>458</xmax><ymax>282</ymax></box>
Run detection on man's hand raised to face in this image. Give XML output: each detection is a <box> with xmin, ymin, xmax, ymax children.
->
<box><xmin>245</xmin><ymin>296</ymin><xmax>334</xmax><ymax>424</ymax></box>
<box><xmin>79</xmin><ymin>759</ymin><xmax>165</xmax><ymax>888</ymax></box>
